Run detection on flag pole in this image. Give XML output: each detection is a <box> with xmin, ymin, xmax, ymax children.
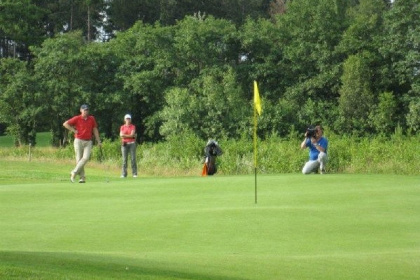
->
<box><xmin>254</xmin><ymin>105</ymin><xmax>258</xmax><ymax>204</ymax></box>
<box><xmin>253</xmin><ymin>80</ymin><xmax>261</xmax><ymax>205</ymax></box>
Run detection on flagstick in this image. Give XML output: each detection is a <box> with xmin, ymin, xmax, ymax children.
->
<box><xmin>254</xmin><ymin>167</ymin><xmax>257</xmax><ymax>204</ymax></box>
<box><xmin>253</xmin><ymin>80</ymin><xmax>261</xmax><ymax>205</ymax></box>
<box><xmin>253</xmin><ymin>106</ymin><xmax>258</xmax><ymax>204</ymax></box>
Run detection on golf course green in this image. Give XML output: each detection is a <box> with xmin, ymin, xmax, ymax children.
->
<box><xmin>1</xmin><ymin>160</ymin><xmax>419</xmax><ymax>279</ymax></box>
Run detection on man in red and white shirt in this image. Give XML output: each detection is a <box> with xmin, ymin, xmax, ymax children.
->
<box><xmin>120</xmin><ymin>114</ymin><xmax>137</xmax><ymax>178</ymax></box>
<box><xmin>63</xmin><ymin>104</ymin><xmax>101</xmax><ymax>183</ymax></box>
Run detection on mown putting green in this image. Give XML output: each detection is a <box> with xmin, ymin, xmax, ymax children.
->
<box><xmin>0</xmin><ymin>162</ymin><xmax>419</xmax><ymax>279</ymax></box>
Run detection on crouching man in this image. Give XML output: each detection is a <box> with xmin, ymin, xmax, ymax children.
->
<box><xmin>300</xmin><ymin>125</ymin><xmax>328</xmax><ymax>174</ymax></box>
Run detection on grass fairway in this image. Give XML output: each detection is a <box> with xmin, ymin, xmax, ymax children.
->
<box><xmin>0</xmin><ymin>132</ymin><xmax>52</xmax><ymax>148</ymax></box>
<box><xmin>0</xmin><ymin>161</ymin><xmax>419</xmax><ymax>279</ymax></box>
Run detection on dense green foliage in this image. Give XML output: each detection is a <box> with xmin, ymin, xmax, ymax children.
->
<box><xmin>0</xmin><ymin>0</ymin><xmax>419</xmax><ymax>146</ymax></box>
<box><xmin>1</xmin><ymin>132</ymin><xmax>418</xmax><ymax>175</ymax></box>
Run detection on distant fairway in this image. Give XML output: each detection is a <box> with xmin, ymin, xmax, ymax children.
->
<box><xmin>0</xmin><ymin>161</ymin><xmax>419</xmax><ymax>279</ymax></box>
<box><xmin>0</xmin><ymin>132</ymin><xmax>52</xmax><ymax>148</ymax></box>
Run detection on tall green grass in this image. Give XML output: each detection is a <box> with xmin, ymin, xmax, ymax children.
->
<box><xmin>0</xmin><ymin>162</ymin><xmax>419</xmax><ymax>280</ymax></box>
<box><xmin>0</xmin><ymin>131</ymin><xmax>419</xmax><ymax>176</ymax></box>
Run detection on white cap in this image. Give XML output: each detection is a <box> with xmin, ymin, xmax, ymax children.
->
<box><xmin>124</xmin><ymin>114</ymin><xmax>132</xmax><ymax>120</ymax></box>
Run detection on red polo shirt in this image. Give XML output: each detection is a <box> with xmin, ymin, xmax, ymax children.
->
<box><xmin>120</xmin><ymin>124</ymin><xmax>136</xmax><ymax>144</ymax></box>
<box><xmin>67</xmin><ymin>115</ymin><xmax>98</xmax><ymax>140</ymax></box>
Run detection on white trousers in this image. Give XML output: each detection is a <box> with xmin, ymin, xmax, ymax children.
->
<box><xmin>72</xmin><ymin>139</ymin><xmax>92</xmax><ymax>179</ymax></box>
<box><xmin>302</xmin><ymin>152</ymin><xmax>328</xmax><ymax>174</ymax></box>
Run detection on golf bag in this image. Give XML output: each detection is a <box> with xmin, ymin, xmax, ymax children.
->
<box><xmin>203</xmin><ymin>140</ymin><xmax>223</xmax><ymax>175</ymax></box>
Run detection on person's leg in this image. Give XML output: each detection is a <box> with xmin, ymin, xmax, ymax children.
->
<box><xmin>79</xmin><ymin>141</ymin><xmax>92</xmax><ymax>180</ymax></box>
<box><xmin>318</xmin><ymin>152</ymin><xmax>328</xmax><ymax>173</ymax></box>
<box><xmin>121</xmin><ymin>144</ymin><xmax>128</xmax><ymax>177</ymax></box>
<box><xmin>73</xmin><ymin>140</ymin><xmax>92</xmax><ymax>179</ymax></box>
<box><xmin>70</xmin><ymin>139</ymin><xmax>83</xmax><ymax>182</ymax></box>
<box><xmin>302</xmin><ymin>160</ymin><xmax>320</xmax><ymax>174</ymax></box>
<box><xmin>72</xmin><ymin>139</ymin><xmax>83</xmax><ymax>176</ymax></box>
<box><xmin>129</xmin><ymin>144</ymin><xmax>138</xmax><ymax>176</ymax></box>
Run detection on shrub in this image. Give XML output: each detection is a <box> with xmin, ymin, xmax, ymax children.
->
<box><xmin>0</xmin><ymin>131</ymin><xmax>418</xmax><ymax>176</ymax></box>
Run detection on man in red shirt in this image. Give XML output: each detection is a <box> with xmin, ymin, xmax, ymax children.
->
<box><xmin>120</xmin><ymin>114</ymin><xmax>137</xmax><ymax>178</ymax></box>
<box><xmin>63</xmin><ymin>104</ymin><xmax>102</xmax><ymax>183</ymax></box>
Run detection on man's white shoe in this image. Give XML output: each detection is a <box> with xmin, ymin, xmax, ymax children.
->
<box><xmin>133</xmin><ymin>175</ymin><xmax>138</xmax><ymax>178</ymax></box>
<box><xmin>70</xmin><ymin>172</ymin><xmax>76</xmax><ymax>183</ymax></box>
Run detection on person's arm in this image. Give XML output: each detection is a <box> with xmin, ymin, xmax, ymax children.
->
<box><xmin>300</xmin><ymin>137</ymin><xmax>308</xmax><ymax>149</ymax></box>
<box><xmin>63</xmin><ymin>120</ymin><xmax>77</xmax><ymax>134</ymax></box>
<box><xmin>93</xmin><ymin>127</ymin><xmax>101</xmax><ymax>146</ymax></box>
<box><xmin>120</xmin><ymin>130</ymin><xmax>136</xmax><ymax>139</ymax></box>
<box><xmin>311</xmin><ymin>138</ymin><xmax>326</xmax><ymax>153</ymax></box>
<box><xmin>128</xmin><ymin>127</ymin><xmax>136</xmax><ymax>138</ymax></box>
<box><xmin>312</xmin><ymin>143</ymin><xmax>325</xmax><ymax>152</ymax></box>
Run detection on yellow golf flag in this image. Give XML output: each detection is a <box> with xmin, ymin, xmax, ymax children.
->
<box><xmin>254</xmin><ymin>81</ymin><xmax>262</xmax><ymax>115</ymax></box>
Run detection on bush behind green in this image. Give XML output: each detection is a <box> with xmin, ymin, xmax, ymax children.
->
<box><xmin>0</xmin><ymin>132</ymin><xmax>418</xmax><ymax>175</ymax></box>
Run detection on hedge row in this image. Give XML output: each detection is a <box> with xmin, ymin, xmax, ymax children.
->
<box><xmin>1</xmin><ymin>131</ymin><xmax>418</xmax><ymax>176</ymax></box>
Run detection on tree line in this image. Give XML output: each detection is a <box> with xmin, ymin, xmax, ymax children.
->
<box><xmin>0</xmin><ymin>0</ymin><xmax>419</xmax><ymax>146</ymax></box>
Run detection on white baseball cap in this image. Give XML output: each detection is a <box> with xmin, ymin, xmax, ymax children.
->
<box><xmin>124</xmin><ymin>114</ymin><xmax>132</xmax><ymax>119</ymax></box>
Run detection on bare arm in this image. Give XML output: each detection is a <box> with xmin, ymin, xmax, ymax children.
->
<box><xmin>63</xmin><ymin>121</ymin><xmax>77</xmax><ymax>134</ymax></box>
<box><xmin>93</xmin><ymin>127</ymin><xmax>101</xmax><ymax>146</ymax></box>
<box><xmin>314</xmin><ymin>145</ymin><xmax>325</xmax><ymax>153</ymax></box>
<box><xmin>300</xmin><ymin>132</ymin><xmax>308</xmax><ymax>150</ymax></box>
<box><xmin>311</xmin><ymin>138</ymin><xmax>325</xmax><ymax>153</ymax></box>
<box><xmin>300</xmin><ymin>139</ymin><xmax>307</xmax><ymax>149</ymax></box>
<box><xmin>120</xmin><ymin>129</ymin><xmax>136</xmax><ymax>139</ymax></box>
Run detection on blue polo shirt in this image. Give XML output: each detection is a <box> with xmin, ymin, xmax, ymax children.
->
<box><xmin>306</xmin><ymin>137</ymin><xmax>328</xmax><ymax>160</ymax></box>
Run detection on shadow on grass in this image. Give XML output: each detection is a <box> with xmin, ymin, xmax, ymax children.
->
<box><xmin>0</xmin><ymin>251</ymin><xmax>246</xmax><ymax>280</ymax></box>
